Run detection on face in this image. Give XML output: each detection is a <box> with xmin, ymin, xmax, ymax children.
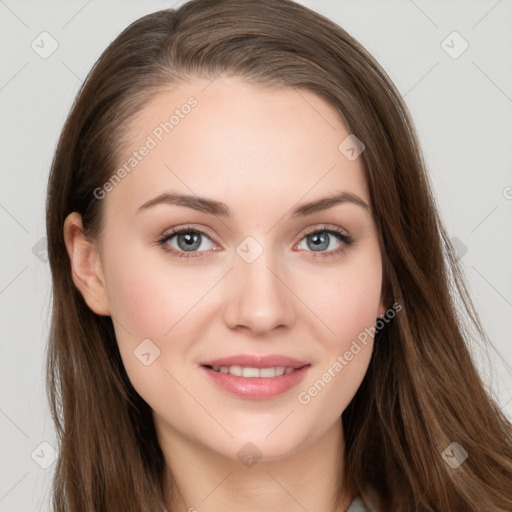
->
<box><xmin>68</xmin><ymin>75</ymin><xmax>386</xmax><ymax>463</ymax></box>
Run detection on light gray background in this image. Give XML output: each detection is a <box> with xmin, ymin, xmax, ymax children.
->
<box><xmin>1</xmin><ymin>1</ymin><xmax>511</xmax><ymax>510</ymax></box>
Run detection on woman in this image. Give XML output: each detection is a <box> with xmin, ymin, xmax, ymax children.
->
<box><xmin>45</xmin><ymin>0</ymin><xmax>512</xmax><ymax>510</ymax></box>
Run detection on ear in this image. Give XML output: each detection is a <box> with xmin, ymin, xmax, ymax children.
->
<box><xmin>63</xmin><ymin>212</ymin><xmax>110</xmax><ymax>316</ymax></box>
<box><xmin>377</xmin><ymin>299</ymin><xmax>387</xmax><ymax>320</ymax></box>
<box><xmin>378</xmin><ymin>264</ymin><xmax>393</xmax><ymax>319</ymax></box>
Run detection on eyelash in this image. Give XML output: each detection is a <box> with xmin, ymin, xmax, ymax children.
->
<box><xmin>156</xmin><ymin>223</ymin><xmax>354</xmax><ymax>260</ymax></box>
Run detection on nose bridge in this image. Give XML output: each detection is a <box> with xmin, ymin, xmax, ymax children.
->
<box><xmin>224</xmin><ymin>234</ymin><xmax>296</xmax><ymax>333</ymax></box>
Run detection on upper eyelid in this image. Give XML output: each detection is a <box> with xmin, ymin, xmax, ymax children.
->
<box><xmin>302</xmin><ymin>224</ymin><xmax>349</xmax><ymax>236</ymax></box>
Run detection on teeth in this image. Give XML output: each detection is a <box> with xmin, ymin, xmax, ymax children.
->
<box><xmin>210</xmin><ymin>365</ymin><xmax>296</xmax><ymax>378</ymax></box>
<box><xmin>243</xmin><ymin>367</ymin><xmax>260</xmax><ymax>378</ymax></box>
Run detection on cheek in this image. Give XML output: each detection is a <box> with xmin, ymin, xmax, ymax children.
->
<box><xmin>104</xmin><ymin>243</ymin><xmax>203</xmax><ymax>340</ymax></box>
<box><xmin>334</xmin><ymin>272</ymin><xmax>381</xmax><ymax>342</ymax></box>
<box><xmin>296</xmin><ymin>265</ymin><xmax>380</xmax><ymax>421</ymax></box>
<box><xmin>99</xmin><ymin>243</ymin><xmax>177</xmax><ymax>378</ymax></box>
<box><xmin>102</xmin><ymin>243</ymin><xmax>217</xmax><ymax>390</ymax></box>
<box><xmin>109</xmin><ymin>266</ymin><xmax>166</xmax><ymax>339</ymax></box>
<box><xmin>103</xmin><ymin>252</ymin><xmax>195</xmax><ymax>412</ymax></box>
<box><xmin>300</xmin><ymin>250</ymin><xmax>383</xmax><ymax>349</ymax></box>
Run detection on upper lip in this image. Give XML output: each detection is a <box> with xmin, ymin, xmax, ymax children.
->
<box><xmin>200</xmin><ymin>354</ymin><xmax>309</xmax><ymax>369</ymax></box>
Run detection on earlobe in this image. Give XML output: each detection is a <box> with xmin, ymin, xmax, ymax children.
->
<box><xmin>63</xmin><ymin>212</ymin><xmax>110</xmax><ymax>316</ymax></box>
<box><xmin>377</xmin><ymin>298</ymin><xmax>387</xmax><ymax>320</ymax></box>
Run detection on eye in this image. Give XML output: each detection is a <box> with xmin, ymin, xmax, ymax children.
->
<box><xmin>156</xmin><ymin>223</ymin><xmax>353</xmax><ymax>259</ymax></box>
<box><xmin>157</xmin><ymin>225</ymin><xmax>217</xmax><ymax>259</ymax></box>
<box><xmin>296</xmin><ymin>224</ymin><xmax>353</xmax><ymax>259</ymax></box>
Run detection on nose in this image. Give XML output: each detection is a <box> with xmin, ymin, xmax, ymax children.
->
<box><xmin>223</xmin><ymin>243</ymin><xmax>297</xmax><ymax>336</ymax></box>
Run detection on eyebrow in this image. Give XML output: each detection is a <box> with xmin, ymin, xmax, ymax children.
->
<box><xmin>136</xmin><ymin>190</ymin><xmax>371</xmax><ymax>217</ymax></box>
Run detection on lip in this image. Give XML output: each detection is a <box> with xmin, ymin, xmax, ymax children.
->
<box><xmin>199</xmin><ymin>354</ymin><xmax>311</xmax><ymax>400</ymax></box>
<box><xmin>200</xmin><ymin>354</ymin><xmax>309</xmax><ymax>369</ymax></box>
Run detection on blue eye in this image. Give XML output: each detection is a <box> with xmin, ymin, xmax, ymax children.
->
<box><xmin>297</xmin><ymin>225</ymin><xmax>352</xmax><ymax>257</ymax></box>
<box><xmin>157</xmin><ymin>225</ymin><xmax>216</xmax><ymax>258</ymax></box>
<box><xmin>157</xmin><ymin>223</ymin><xmax>353</xmax><ymax>260</ymax></box>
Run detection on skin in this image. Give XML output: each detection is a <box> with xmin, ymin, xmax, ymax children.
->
<box><xmin>64</xmin><ymin>76</ymin><xmax>386</xmax><ymax>512</ymax></box>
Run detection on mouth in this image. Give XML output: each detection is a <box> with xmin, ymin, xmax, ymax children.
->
<box><xmin>199</xmin><ymin>355</ymin><xmax>311</xmax><ymax>400</ymax></box>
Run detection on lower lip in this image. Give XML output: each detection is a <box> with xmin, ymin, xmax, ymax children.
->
<box><xmin>200</xmin><ymin>365</ymin><xmax>311</xmax><ymax>400</ymax></box>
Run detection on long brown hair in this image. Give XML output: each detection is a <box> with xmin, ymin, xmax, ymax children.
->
<box><xmin>45</xmin><ymin>1</ymin><xmax>512</xmax><ymax>510</ymax></box>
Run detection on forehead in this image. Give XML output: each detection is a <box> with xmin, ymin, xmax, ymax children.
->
<box><xmin>105</xmin><ymin>75</ymin><xmax>370</xmax><ymax>220</ymax></box>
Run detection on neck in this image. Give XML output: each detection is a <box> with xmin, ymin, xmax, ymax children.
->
<box><xmin>157</xmin><ymin>418</ymin><xmax>352</xmax><ymax>512</ymax></box>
